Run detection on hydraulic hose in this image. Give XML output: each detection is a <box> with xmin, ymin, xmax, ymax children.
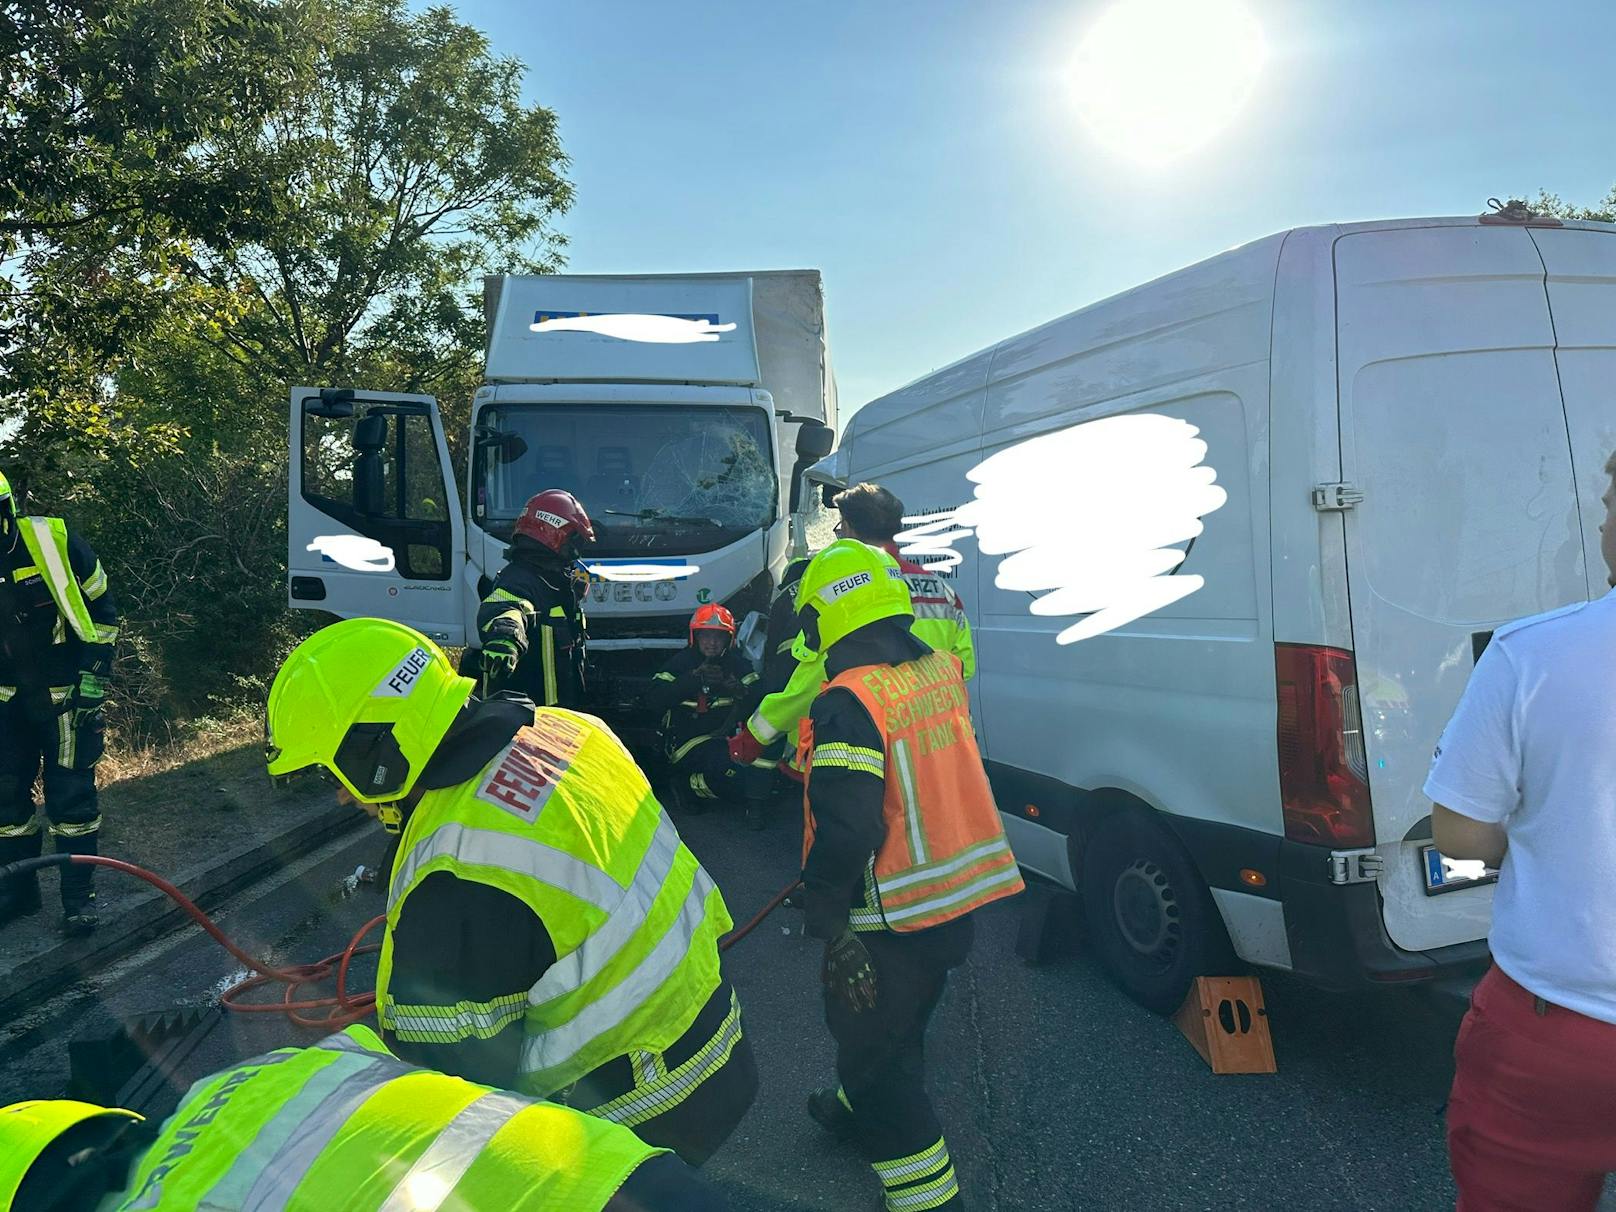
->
<box><xmin>0</xmin><ymin>854</ymin><xmax>382</xmax><ymax>1028</ymax></box>
<box><xmin>0</xmin><ymin>857</ymin><xmax>802</xmax><ymax>1026</ymax></box>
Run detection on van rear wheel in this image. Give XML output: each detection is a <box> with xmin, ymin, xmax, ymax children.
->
<box><xmin>1081</xmin><ymin>809</ymin><xmax>1235</xmax><ymax>1015</ymax></box>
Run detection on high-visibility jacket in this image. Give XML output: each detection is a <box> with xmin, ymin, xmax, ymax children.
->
<box><xmin>889</xmin><ymin>552</ymin><xmax>974</xmax><ymax>681</ymax></box>
<box><xmin>376</xmin><ymin>708</ymin><xmax>734</xmax><ymax>1099</ymax></box>
<box><xmin>15</xmin><ymin>517</ymin><xmax>100</xmax><ymax>645</ymax></box>
<box><xmin>801</xmin><ymin>649</ymin><xmax>1023</xmax><ymax>932</ymax></box>
<box><xmin>115</xmin><ymin>1025</ymin><xmax>661</xmax><ymax>1211</ymax></box>
<box><xmin>742</xmin><ymin>557</ymin><xmax>974</xmax><ymax>760</ymax></box>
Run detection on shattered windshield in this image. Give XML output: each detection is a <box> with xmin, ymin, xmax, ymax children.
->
<box><xmin>475</xmin><ymin>404</ymin><xmax>776</xmax><ymax>555</ymax></box>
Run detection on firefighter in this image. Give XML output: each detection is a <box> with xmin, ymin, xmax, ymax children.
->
<box><xmin>265</xmin><ymin>619</ymin><xmax>758</xmax><ymax>1167</ymax></box>
<box><xmin>0</xmin><ymin>471</ymin><xmax>118</xmax><ymax>936</ymax></box>
<box><xmin>648</xmin><ymin>604</ymin><xmax>758</xmax><ymax>812</ymax></box>
<box><xmin>477</xmin><ymin>488</ymin><xmax>595</xmax><ymax>708</ymax></box>
<box><xmin>729</xmin><ymin>482</ymin><xmax>974</xmax><ymax>805</ymax></box>
<box><xmin>792</xmin><ymin>539</ymin><xmax>1023</xmax><ymax>1212</ymax></box>
<box><xmin>0</xmin><ymin>1025</ymin><xmax>731</xmax><ymax>1211</ymax></box>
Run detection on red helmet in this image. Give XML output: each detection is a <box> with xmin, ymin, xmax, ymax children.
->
<box><xmin>514</xmin><ymin>489</ymin><xmax>596</xmax><ymax>554</ymax></box>
<box><xmin>688</xmin><ymin>603</ymin><xmax>736</xmax><ymax>647</ymax></box>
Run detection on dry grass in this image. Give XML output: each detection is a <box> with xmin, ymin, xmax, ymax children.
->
<box><xmin>99</xmin><ymin>714</ymin><xmax>263</xmax><ymax>787</ymax></box>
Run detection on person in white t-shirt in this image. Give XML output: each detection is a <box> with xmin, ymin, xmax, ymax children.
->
<box><xmin>1425</xmin><ymin>446</ymin><xmax>1616</xmax><ymax>1212</ymax></box>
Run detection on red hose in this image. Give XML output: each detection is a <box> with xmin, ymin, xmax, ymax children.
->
<box><xmin>22</xmin><ymin>856</ymin><xmax>796</xmax><ymax>1027</ymax></box>
<box><xmin>61</xmin><ymin>855</ymin><xmax>383</xmax><ymax>1028</ymax></box>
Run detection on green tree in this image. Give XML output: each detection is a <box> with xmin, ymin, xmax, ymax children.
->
<box><xmin>0</xmin><ymin>0</ymin><xmax>302</xmax><ymax>490</ymax></box>
<box><xmin>80</xmin><ymin>0</ymin><xmax>572</xmax><ymax>735</ymax></box>
<box><xmin>1531</xmin><ymin>188</ymin><xmax>1616</xmax><ymax>224</ymax></box>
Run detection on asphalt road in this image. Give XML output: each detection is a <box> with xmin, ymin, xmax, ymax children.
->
<box><xmin>1</xmin><ymin>801</ymin><xmax>1486</xmax><ymax>1211</ymax></box>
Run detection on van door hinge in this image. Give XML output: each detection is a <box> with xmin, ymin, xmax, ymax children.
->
<box><xmin>1327</xmin><ymin>848</ymin><xmax>1383</xmax><ymax>885</ymax></box>
<box><xmin>1312</xmin><ymin>482</ymin><xmax>1364</xmax><ymax>512</ymax></box>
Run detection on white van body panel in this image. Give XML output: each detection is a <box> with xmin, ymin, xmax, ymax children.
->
<box><xmin>839</xmin><ymin>215</ymin><xmax>1616</xmax><ymax>978</ymax></box>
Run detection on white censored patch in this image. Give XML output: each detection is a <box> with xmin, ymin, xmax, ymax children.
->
<box><xmin>529</xmin><ymin>313</ymin><xmax>737</xmax><ymax>344</ymax></box>
<box><xmin>308</xmin><ymin>534</ymin><xmax>396</xmax><ymax>574</ymax></box>
<box><xmin>897</xmin><ymin>414</ymin><xmax>1226</xmax><ymax>644</ymax></box>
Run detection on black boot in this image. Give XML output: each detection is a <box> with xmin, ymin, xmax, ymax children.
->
<box><xmin>807</xmin><ymin>1087</ymin><xmax>858</xmax><ymax>1142</ymax></box>
<box><xmin>0</xmin><ymin>831</ymin><xmax>44</xmax><ymax>927</ymax></box>
<box><xmin>57</xmin><ymin>831</ymin><xmax>100</xmax><ymax>937</ymax></box>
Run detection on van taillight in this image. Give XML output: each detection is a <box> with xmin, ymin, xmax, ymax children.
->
<box><xmin>1275</xmin><ymin>644</ymin><xmax>1374</xmax><ymax>848</ymax></box>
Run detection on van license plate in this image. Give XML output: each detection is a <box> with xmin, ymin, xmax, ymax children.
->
<box><xmin>1421</xmin><ymin>845</ymin><xmax>1498</xmax><ymax>896</ymax></box>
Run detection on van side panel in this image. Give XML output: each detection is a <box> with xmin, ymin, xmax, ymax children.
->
<box><xmin>968</xmin><ymin>242</ymin><xmax>1283</xmax><ymax>957</ymax></box>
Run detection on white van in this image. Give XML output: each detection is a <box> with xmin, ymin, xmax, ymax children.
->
<box><xmin>830</xmin><ymin>214</ymin><xmax>1616</xmax><ymax>1011</ymax></box>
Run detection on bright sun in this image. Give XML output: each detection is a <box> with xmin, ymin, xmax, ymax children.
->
<box><xmin>1069</xmin><ymin>0</ymin><xmax>1267</xmax><ymax>166</ymax></box>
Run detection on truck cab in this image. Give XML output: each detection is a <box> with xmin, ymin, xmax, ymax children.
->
<box><xmin>286</xmin><ymin>271</ymin><xmax>835</xmax><ymax>717</ymax></box>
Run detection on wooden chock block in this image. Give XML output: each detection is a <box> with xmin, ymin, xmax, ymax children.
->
<box><xmin>1173</xmin><ymin>975</ymin><xmax>1277</xmax><ymax>1075</ymax></box>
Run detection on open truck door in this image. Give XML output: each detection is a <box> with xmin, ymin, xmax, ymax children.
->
<box><xmin>288</xmin><ymin>386</ymin><xmax>467</xmax><ymax>645</ymax></box>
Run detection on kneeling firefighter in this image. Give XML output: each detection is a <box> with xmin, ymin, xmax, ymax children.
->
<box><xmin>265</xmin><ymin>619</ymin><xmax>758</xmax><ymax>1166</ymax></box>
<box><xmin>0</xmin><ymin>1026</ymin><xmax>730</xmax><ymax>1211</ymax></box>
<box><xmin>793</xmin><ymin>540</ymin><xmax>1024</xmax><ymax>1212</ymax></box>
<box><xmin>648</xmin><ymin>604</ymin><xmax>758</xmax><ymax>811</ymax></box>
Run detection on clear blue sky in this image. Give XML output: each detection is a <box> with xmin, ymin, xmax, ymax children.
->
<box><xmin>452</xmin><ymin>0</ymin><xmax>1616</xmax><ymax>423</ymax></box>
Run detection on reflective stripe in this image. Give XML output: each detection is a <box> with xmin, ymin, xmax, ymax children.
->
<box><xmin>48</xmin><ymin>817</ymin><xmax>101</xmax><ymax>838</ymax></box>
<box><xmin>383</xmin><ymin>991</ymin><xmax>528</xmax><ymax>1042</ymax></box>
<box><xmin>811</xmin><ymin>742</ymin><xmax>883</xmax><ymax>777</ymax></box>
<box><xmin>93</xmin><ymin>623</ymin><xmax>119</xmax><ymax>644</ymax></box>
<box><xmin>892</xmin><ymin>738</ymin><xmax>927</xmax><ymax>865</ymax></box>
<box><xmin>526</xmin><ymin>814</ymin><xmax>682</xmax><ymax>1007</ymax></box>
<box><xmin>81</xmin><ymin>562</ymin><xmax>108</xmax><ymax>600</ymax></box>
<box><xmin>0</xmin><ymin>820</ymin><xmax>40</xmax><ymax>837</ymax></box>
<box><xmin>21</xmin><ymin>518</ymin><xmax>96</xmax><ymax>642</ymax></box>
<box><xmin>671</xmin><ymin>733</ymin><xmax>714</xmax><ymax>764</ymax></box>
<box><xmin>585</xmin><ymin>988</ymin><xmax>743</xmax><ymax>1128</ymax></box>
<box><xmin>58</xmin><ymin>711</ymin><xmax>74</xmax><ymax>768</ymax></box>
<box><xmin>653</xmin><ymin>671</ymin><xmax>676</xmax><ymax>682</ymax></box>
<box><xmin>873</xmin><ymin>1137</ymin><xmax>950</xmax><ymax>1184</ymax></box>
<box><xmin>879</xmin><ymin>860</ymin><xmax>1023</xmax><ymax>926</ymax></box>
<box><xmin>377</xmin><ymin>1090</ymin><xmax>529</xmax><ymax>1212</ymax></box>
<box><xmin>888</xmin><ymin>1167</ymin><xmax>959</xmax><ymax>1211</ymax></box>
<box><xmin>746</xmin><ymin>710</ymin><xmax>782</xmax><ymax>742</ymax></box>
<box><xmin>390</xmin><ymin>822</ymin><xmax>623</xmax><ymax>914</ymax></box>
<box><xmin>541</xmin><ymin>625</ymin><xmax>558</xmax><ymax>705</ymax></box>
<box><xmin>521</xmin><ymin>862</ymin><xmax>717</xmax><ymax>1081</ymax></box>
<box><xmin>199</xmin><ymin>1051</ymin><xmax>405</xmax><ymax>1209</ymax></box>
<box><xmin>548</xmin><ymin>605</ymin><xmax>567</xmax><ymax>617</ymax></box>
<box><xmin>487</xmin><ymin>588</ymin><xmax>526</xmax><ymax>604</ymax></box>
<box><xmin>0</xmin><ymin>687</ymin><xmax>13</xmax><ymax>701</ymax></box>
<box><xmin>877</xmin><ymin>838</ymin><xmax>1014</xmax><ymax>895</ymax></box>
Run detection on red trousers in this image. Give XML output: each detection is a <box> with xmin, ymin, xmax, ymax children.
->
<box><xmin>1448</xmin><ymin>966</ymin><xmax>1616</xmax><ymax>1211</ymax></box>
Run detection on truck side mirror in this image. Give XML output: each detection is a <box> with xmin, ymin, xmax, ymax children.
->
<box><xmin>795</xmin><ymin>422</ymin><xmax>834</xmax><ymax>461</ymax></box>
<box><xmin>355</xmin><ymin>413</ymin><xmax>388</xmax><ymax>452</ymax></box>
<box><xmin>475</xmin><ymin>426</ymin><xmax>528</xmax><ymax>467</ymax></box>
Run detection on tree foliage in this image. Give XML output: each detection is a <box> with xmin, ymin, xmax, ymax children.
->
<box><xmin>2</xmin><ymin>0</ymin><xmax>572</xmax><ymax>740</ymax></box>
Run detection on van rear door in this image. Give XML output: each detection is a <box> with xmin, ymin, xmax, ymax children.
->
<box><xmin>1334</xmin><ymin>225</ymin><xmax>1591</xmax><ymax>953</ymax></box>
<box><xmin>1527</xmin><ymin>226</ymin><xmax>1616</xmax><ymax>599</ymax></box>
<box><xmin>288</xmin><ymin>387</ymin><xmax>467</xmax><ymax>645</ymax></box>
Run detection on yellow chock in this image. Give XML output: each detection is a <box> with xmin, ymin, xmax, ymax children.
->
<box><xmin>1172</xmin><ymin>976</ymin><xmax>1277</xmax><ymax>1075</ymax></box>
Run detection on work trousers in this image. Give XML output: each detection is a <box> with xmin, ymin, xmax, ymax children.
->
<box><xmin>0</xmin><ymin>695</ymin><xmax>102</xmax><ymax>909</ymax></box>
<box><xmin>671</xmin><ymin>737</ymin><xmax>746</xmax><ymax>807</ymax></box>
<box><xmin>1448</xmin><ymin>965</ymin><xmax>1616</xmax><ymax>1212</ymax></box>
<box><xmin>827</xmin><ymin>915</ymin><xmax>974</xmax><ymax>1212</ymax></box>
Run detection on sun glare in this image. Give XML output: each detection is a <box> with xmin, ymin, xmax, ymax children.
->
<box><xmin>1069</xmin><ymin>0</ymin><xmax>1267</xmax><ymax>166</ymax></box>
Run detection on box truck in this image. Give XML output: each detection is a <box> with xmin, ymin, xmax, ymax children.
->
<box><xmin>286</xmin><ymin>270</ymin><xmax>836</xmax><ymax>713</ymax></box>
<box><xmin>823</xmin><ymin>213</ymin><xmax>1615</xmax><ymax>1011</ymax></box>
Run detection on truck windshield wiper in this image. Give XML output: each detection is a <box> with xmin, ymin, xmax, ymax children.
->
<box><xmin>603</xmin><ymin>509</ymin><xmax>726</xmax><ymax>528</ymax></box>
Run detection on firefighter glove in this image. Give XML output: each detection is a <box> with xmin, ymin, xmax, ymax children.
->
<box><xmin>822</xmin><ymin>928</ymin><xmax>878</xmax><ymax>1013</ymax></box>
<box><xmin>481</xmin><ymin>638</ymin><xmax>519</xmax><ymax>682</ymax></box>
<box><xmin>728</xmin><ymin>726</ymin><xmax>765</xmax><ymax>766</ymax></box>
<box><xmin>73</xmin><ymin>671</ymin><xmax>105</xmax><ymax>728</ymax></box>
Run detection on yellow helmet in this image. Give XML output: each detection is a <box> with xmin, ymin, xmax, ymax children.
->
<box><xmin>793</xmin><ymin>539</ymin><xmax>912</xmax><ymax>655</ymax></box>
<box><xmin>0</xmin><ymin>1100</ymin><xmax>142</xmax><ymax>1208</ymax></box>
<box><xmin>265</xmin><ymin>619</ymin><xmax>474</xmax><ymax>815</ymax></box>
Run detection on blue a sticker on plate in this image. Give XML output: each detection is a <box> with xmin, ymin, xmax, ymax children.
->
<box><xmin>1421</xmin><ymin>844</ymin><xmax>1499</xmax><ymax>896</ymax></box>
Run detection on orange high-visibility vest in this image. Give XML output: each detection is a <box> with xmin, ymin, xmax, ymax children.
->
<box><xmin>800</xmin><ymin>649</ymin><xmax>1024</xmax><ymax>932</ymax></box>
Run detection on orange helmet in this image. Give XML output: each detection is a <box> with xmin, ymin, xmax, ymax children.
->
<box><xmin>688</xmin><ymin>603</ymin><xmax>736</xmax><ymax>647</ymax></box>
<box><xmin>513</xmin><ymin>489</ymin><xmax>596</xmax><ymax>554</ymax></box>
